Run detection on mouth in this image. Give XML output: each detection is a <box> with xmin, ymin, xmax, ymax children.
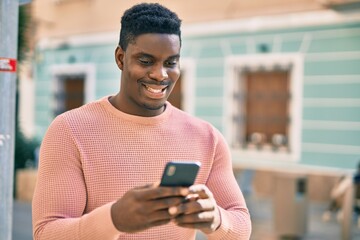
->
<box><xmin>142</xmin><ymin>83</ymin><xmax>168</xmax><ymax>99</ymax></box>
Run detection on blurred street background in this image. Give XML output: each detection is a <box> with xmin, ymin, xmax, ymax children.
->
<box><xmin>12</xmin><ymin>186</ymin><xmax>360</xmax><ymax>240</ymax></box>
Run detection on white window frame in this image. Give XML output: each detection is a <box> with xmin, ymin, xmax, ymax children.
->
<box><xmin>50</xmin><ymin>63</ymin><xmax>96</xmax><ymax>115</ymax></box>
<box><xmin>179</xmin><ymin>58</ymin><xmax>196</xmax><ymax>115</ymax></box>
<box><xmin>224</xmin><ymin>53</ymin><xmax>303</xmax><ymax>162</ymax></box>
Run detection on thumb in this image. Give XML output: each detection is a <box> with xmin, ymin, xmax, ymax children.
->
<box><xmin>135</xmin><ymin>181</ymin><xmax>160</xmax><ymax>189</ymax></box>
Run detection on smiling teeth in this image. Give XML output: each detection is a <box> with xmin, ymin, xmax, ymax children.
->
<box><xmin>145</xmin><ymin>85</ymin><xmax>164</xmax><ymax>93</ymax></box>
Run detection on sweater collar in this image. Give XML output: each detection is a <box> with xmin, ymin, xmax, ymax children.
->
<box><xmin>99</xmin><ymin>96</ymin><xmax>173</xmax><ymax>125</ymax></box>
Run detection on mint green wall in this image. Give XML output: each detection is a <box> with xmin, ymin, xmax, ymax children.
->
<box><xmin>179</xmin><ymin>22</ymin><xmax>360</xmax><ymax>169</ymax></box>
<box><xmin>34</xmin><ymin>22</ymin><xmax>360</xmax><ymax>169</ymax></box>
<box><xmin>34</xmin><ymin>43</ymin><xmax>120</xmax><ymax>136</ymax></box>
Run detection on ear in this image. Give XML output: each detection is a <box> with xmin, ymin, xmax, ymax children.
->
<box><xmin>115</xmin><ymin>46</ymin><xmax>125</xmax><ymax>70</ymax></box>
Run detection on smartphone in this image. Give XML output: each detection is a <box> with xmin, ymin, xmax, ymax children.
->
<box><xmin>160</xmin><ymin>161</ymin><xmax>201</xmax><ymax>187</ymax></box>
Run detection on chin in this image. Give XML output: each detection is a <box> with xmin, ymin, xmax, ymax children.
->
<box><xmin>142</xmin><ymin>102</ymin><xmax>165</xmax><ymax>111</ymax></box>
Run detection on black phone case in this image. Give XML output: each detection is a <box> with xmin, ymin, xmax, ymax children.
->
<box><xmin>160</xmin><ymin>161</ymin><xmax>201</xmax><ymax>187</ymax></box>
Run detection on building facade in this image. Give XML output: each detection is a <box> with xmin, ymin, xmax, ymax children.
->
<box><xmin>29</xmin><ymin>0</ymin><xmax>360</xmax><ymax>172</ymax></box>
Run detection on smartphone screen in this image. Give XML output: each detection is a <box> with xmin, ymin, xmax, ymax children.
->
<box><xmin>160</xmin><ymin>161</ymin><xmax>201</xmax><ymax>187</ymax></box>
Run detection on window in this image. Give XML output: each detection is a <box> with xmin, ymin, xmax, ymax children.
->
<box><xmin>242</xmin><ymin>70</ymin><xmax>290</xmax><ymax>151</ymax></box>
<box><xmin>53</xmin><ymin>74</ymin><xmax>85</xmax><ymax>115</ymax></box>
<box><xmin>167</xmin><ymin>74</ymin><xmax>183</xmax><ymax>110</ymax></box>
<box><xmin>167</xmin><ymin>58</ymin><xmax>196</xmax><ymax>115</ymax></box>
<box><xmin>225</xmin><ymin>54</ymin><xmax>303</xmax><ymax>161</ymax></box>
<box><xmin>51</xmin><ymin>63</ymin><xmax>95</xmax><ymax>117</ymax></box>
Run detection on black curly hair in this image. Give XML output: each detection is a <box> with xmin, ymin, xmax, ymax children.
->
<box><xmin>119</xmin><ymin>3</ymin><xmax>182</xmax><ymax>50</ymax></box>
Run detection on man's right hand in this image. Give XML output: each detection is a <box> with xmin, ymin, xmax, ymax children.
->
<box><xmin>111</xmin><ymin>183</ymin><xmax>189</xmax><ymax>233</ymax></box>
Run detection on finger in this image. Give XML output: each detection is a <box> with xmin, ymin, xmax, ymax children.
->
<box><xmin>153</xmin><ymin>181</ymin><xmax>160</xmax><ymax>187</ymax></box>
<box><xmin>175</xmin><ymin>221</ymin><xmax>218</xmax><ymax>233</ymax></box>
<box><xmin>136</xmin><ymin>186</ymin><xmax>189</xmax><ymax>201</ymax></box>
<box><xmin>168</xmin><ymin>199</ymin><xmax>215</xmax><ymax>216</ymax></box>
<box><xmin>185</xmin><ymin>193</ymin><xmax>199</xmax><ymax>202</ymax></box>
<box><xmin>149</xmin><ymin>196</ymin><xmax>186</xmax><ymax>211</ymax></box>
<box><xmin>137</xmin><ymin>197</ymin><xmax>186</xmax><ymax>216</ymax></box>
<box><xmin>174</xmin><ymin>222</ymin><xmax>208</xmax><ymax>229</ymax></box>
<box><xmin>146</xmin><ymin>209</ymin><xmax>175</xmax><ymax>223</ymax></box>
<box><xmin>174</xmin><ymin>211</ymin><xmax>220</xmax><ymax>233</ymax></box>
<box><xmin>175</xmin><ymin>211</ymin><xmax>215</xmax><ymax>224</ymax></box>
<box><xmin>189</xmin><ymin>185</ymin><xmax>213</xmax><ymax>199</ymax></box>
<box><xmin>133</xmin><ymin>182</ymin><xmax>158</xmax><ymax>190</ymax></box>
<box><xmin>149</xmin><ymin>219</ymin><xmax>172</xmax><ymax>228</ymax></box>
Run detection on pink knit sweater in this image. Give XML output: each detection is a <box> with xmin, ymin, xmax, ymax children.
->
<box><xmin>32</xmin><ymin>96</ymin><xmax>251</xmax><ymax>240</ymax></box>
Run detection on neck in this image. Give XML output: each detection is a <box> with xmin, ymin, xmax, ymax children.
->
<box><xmin>109</xmin><ymin>94</ymin><xmax>166</xmax><ymax>117</ymax></box>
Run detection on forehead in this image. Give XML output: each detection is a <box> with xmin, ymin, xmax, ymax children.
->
<box><xmin>128</xmin><ymin>33</ymin><xmax>181</xmax><ymax>57</ymax></box>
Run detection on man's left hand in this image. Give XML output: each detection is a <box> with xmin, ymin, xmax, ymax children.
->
<box><xmin>168</xmin><ymin>184</ymin><xmax>221</xmax><ymax>234</ymax></box>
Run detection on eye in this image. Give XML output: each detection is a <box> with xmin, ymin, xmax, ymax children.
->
<box><xmin>138</xmin><ymin>58</ymin><xmax>153</xmax><ymax>65</ymax></box>
<box><xmin>165</xmin><ymin>60</ymin><xmax>178</xmax><ymax>67</ymax></box>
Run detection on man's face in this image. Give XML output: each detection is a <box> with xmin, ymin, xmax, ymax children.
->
<box><xmin>115</xmin><ymin>33</ymin><xmax>181</xmax><ymax>117</ymax></box>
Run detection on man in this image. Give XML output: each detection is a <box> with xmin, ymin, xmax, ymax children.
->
<box><xmin>32</xmin><ymin>3</ymin><xmax>251</xmax><ymax>240</ymax></box>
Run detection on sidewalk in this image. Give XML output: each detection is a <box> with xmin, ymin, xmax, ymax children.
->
<box><xmin>12</xmin><ymin>196</ymin><xmax>360</xmax><ymax>240</ymax></box>
<box><xmin>246</xmin><ymin>194</ymin><xmax>360</xmax><ymax>240</ymax></box>
<box><xmin>12</xmin><ymin>201</ymin><xmax>33</xmax><ymax>240</ymax></box>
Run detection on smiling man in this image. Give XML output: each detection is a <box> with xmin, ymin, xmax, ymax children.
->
<box><xmin>32</xmin><ymin>3</ymin><xmax>251</xmax><ymax>240</ymax></box>
<box><xmin>110</xmin><ymin>33</ymin><xmax>180</xmax><ymax>116</ymax></box>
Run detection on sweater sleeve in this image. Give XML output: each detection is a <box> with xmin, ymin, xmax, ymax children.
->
<box><xmin>32</xmin><ymin>116</ymin><xmax>121</xmax><ymax>240</ymax></box>
<box><xmin>205</xmin><ymin>128</ymin><xmax>252</xmax><ymax>240</ymax></box>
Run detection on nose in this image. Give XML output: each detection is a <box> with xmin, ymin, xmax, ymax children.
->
<box><xmin>149</xmin><ymin>64</ymin><xmax>168</xmax><ymax>81</ymax></box>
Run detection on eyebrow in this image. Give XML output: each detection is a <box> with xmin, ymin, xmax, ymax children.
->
<box><xmin>136</xmin><ymin>53</ymin><xmax>153</xmax><ymax>58</ymax></box>
<box><xmin>168</xmin><ymin>54</ymin><xmax>180</xmax><ymax>60</ymax></box>
<box><xmin>136</xmin><ymin>52</ymin><xmax>180</xmax><ymax>60</ymax></box>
